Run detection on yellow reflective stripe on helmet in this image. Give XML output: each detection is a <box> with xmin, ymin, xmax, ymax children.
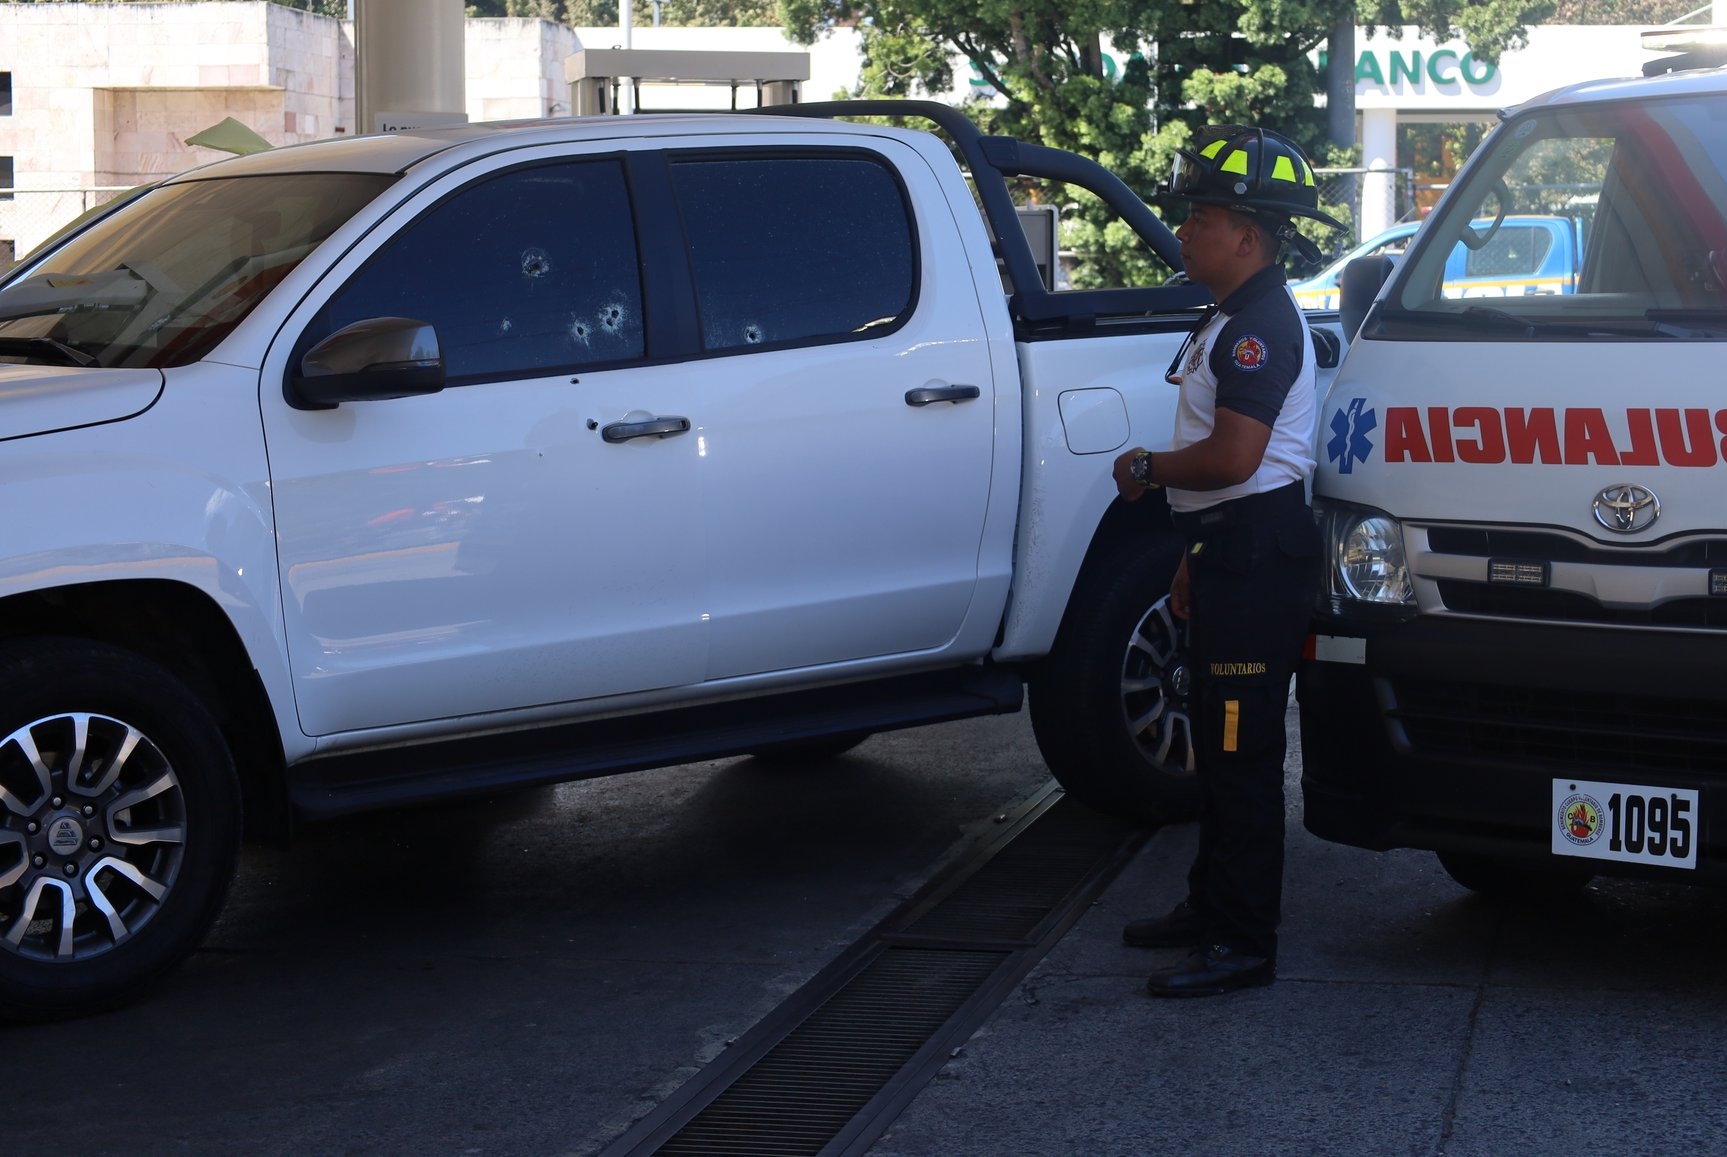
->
<box><xmin>1271</xmin><ymin>155</ymin><xmax>1297</xmax><ymax>184</ymax></box>
<box><xmin>1200</xmin><ymin>139</ymin><xmax>1227</xmax><ymax>159</ymax></box>
<box><xmin>1218</xmin><ymin>148</ymin><xmax>1249</xmax><ymax>176</ymax></box>
<box><xmin>1302</xmin><ymin>158</ymin><xmax>1316</xmax><ymax>186</ymax></box>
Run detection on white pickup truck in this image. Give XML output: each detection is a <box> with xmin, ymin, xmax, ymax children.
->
<box><xmin>0</xmin><ymin>101</ymin><xmax>1344</xmax><ymax>1018</ymax></box>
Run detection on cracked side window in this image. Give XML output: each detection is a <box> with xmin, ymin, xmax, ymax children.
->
<box><xmin>317</xmin><ymin>158</ymin><xmax>643</xmax><ymax>382</ymax></box>
<box><xmin>669</xmin><ymin>154</ymin><xmax>914</xmax><ymax>353</ymax></box>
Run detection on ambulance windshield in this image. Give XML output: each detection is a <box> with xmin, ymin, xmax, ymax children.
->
<box><xmin>1378</xmin><ymin>91</ymin><xmax>1727</xmax><ymax>340</ymax></box>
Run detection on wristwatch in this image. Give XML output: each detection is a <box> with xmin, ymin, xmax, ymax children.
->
<box><xmin>1129</xmin><ymin>450</ymin><xmax>1159</xmax><ymax>489</ymax></box>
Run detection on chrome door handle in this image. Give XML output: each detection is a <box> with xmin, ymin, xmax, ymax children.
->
<box><xmin>601</xmin><ymin>416</ymin><xmax>691</xmax><ymax>443</ymax></box>
<box><xmin>905</xmin><ymin>385</ymin><xmax>981</xmax><ymax>407</ymax></box>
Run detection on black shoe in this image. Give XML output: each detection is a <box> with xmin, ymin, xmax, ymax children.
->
<box><xmin>1121</xmin><ymin>900</ymin><xmax>1206</xmax><ymax>949</ymax></box>
<box><xmin>1145</xmin><ymin>944</ymin><xmax>1275</xmax><ymax>997</ymax></box>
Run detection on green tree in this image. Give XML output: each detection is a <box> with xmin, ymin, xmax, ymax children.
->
<box><xmin>777</xmin><ymin>0</ymin><xmax>1554</xmax><ymax>285</ymax></box>
<box><xmin>464</xmin><ymin>0</ymin><xmax>779</xmax><ymax>24</ymax></box>
<box><xmin>0</xmin><ymin>0</ymin><xmax>350</xmax><ymax>12</ymax></box>
<box><xmin>1545</xmin><ymin>0</ymin><xmax>1697</xmax><ymax>21</ymax></box>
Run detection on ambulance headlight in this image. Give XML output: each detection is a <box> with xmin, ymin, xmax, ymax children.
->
<box><xmin>1316</xmin><ymin>499</ymin><xmax>1414</xmax><ymax>607</ymax></box>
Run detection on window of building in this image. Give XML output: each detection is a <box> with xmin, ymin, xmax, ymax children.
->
<box><xmin>318</xmin><ymin>158</ymin><xmax>644</xmax><ymax>382</ymax></box>
<box><xmin>0</xmin><ymin>73</ymin><xmax>11</xmax><ymax>117</ymax></box>
<box><xmin>669</xmin><ymin>153</ymin><xmax>916</xmax><ymax>353</ymax></box>
<box><xmin>0</xmin><ymin>157</ymin><xmax>13</xmax><ymax>201</ymax></box>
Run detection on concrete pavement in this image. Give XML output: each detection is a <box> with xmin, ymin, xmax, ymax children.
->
<box><xmin>871</xmin><ymin>738</ymin><xmax>1727</xmax><ymax>1156</ymax></box>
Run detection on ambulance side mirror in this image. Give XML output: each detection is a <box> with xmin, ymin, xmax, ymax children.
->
<box><xmin>1339</xmin><ymin>254</ymin><xmax>1397</xmax><ymax>340</ymax></box>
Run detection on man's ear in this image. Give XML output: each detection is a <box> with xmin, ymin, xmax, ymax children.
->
<box><xmin>1236</xmin><ymin>221</ymin><xmax>1262</xmax><ymax>257</ymax></box>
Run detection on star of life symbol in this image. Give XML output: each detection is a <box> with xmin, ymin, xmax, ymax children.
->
<box><xmin>1326</xmin><ymin>397</ymin><xmax>1377</xmax><ymax>475</ymax></box>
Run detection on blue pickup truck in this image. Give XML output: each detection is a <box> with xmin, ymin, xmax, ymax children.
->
<box><xmin>1292</xmin><ymin>214</ymin><xmax>1585</xmax><ymax>309</ymax></box>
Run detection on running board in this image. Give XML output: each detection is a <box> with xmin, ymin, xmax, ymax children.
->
<box><xmin>287</xmin><ymin>665</ymin><xmax>1024</xmax><ymax>820</ymax></box>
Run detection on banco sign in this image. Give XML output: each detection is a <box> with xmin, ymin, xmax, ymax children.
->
<box><xmin>1356</xmin><ymin>48</ymin><xmax>1498</xmax><ymax>90</ymax></box>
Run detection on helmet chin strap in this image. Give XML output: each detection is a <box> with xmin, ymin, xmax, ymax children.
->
<box><xmin>1238</xmin><ymin>209</ymin><xmax>1325</xmax><ymax>266</ymax></box>
<box><xmin>1284</xmin><ymin>229</ymin><xmax>1324</xmax><ymax>265</ymax></box>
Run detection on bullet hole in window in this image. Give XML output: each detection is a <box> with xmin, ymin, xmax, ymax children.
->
<box><xmin>521</xmin><ymin>248</ymin><xmax>552</xmax><ymax>278</ymax></box>
<box><xmin>570</xmin><ymin>318</ymin><xmax>591</xmax><ymax>345</ymax></box>
<box><xmin>743</xmin><ymin>323</ymin><xmax>763</xmax><ymax>345</ymax></box>
<box><xmin>598</xmin><ymin>302</ymin><xmax>627</xmax><ymax>334</ymax></box>
<box><xmin>499</xmin><ymin>317</ymin><xmax>513</xmax><ymax>333</ymax></box>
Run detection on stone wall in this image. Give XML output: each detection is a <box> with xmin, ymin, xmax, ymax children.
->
<box><xmin>2</xmin><ymin>2</ymin><xmax>347</xmax><ymax>186</ymax></box>
<box><xmin>467</xmin><ymin>17</ymin><xmax>581</xmax><ymax>122</ymax></box>
<box><xmin>0</xmin><ymin>6</ymin><xmax>849</xmax><ymax>260</ymax></box>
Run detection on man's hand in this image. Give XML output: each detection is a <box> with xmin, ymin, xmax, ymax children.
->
<box><xmin>1169</xmin><ymin>554</ymin><xmax>1191</xmax><ymax>620</ymax></box>
<box><xmin>1116</xmin><ymin>411</ymin><xmax>1274</xmax><ymax>495</ymax></box>
<box><xmin>1113</xmin><ymin>447</ymin><xmax>1149</xmax><ymax>500</ymax></box>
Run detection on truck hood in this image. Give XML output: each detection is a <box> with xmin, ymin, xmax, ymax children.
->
<box><xmin>0</xmin><ymin>363</ymin><xmax>164</xmax><ymax>442</ymax></box>
<box><xmin>1315</xmin><ymin>340</ymin><xmax>1723</xmax><ymax>542</ymax></box>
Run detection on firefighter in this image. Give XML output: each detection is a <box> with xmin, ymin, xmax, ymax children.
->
<box><xmin>1112</xmin><ymin>125</ymin><xmax>1344</xmax><ymax>997</ymax></box>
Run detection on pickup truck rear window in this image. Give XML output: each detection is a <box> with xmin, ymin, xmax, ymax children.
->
<box><xmin>1462</xmin><ymin>225</ymin><xmax>1553</xmax><ymax>280</ymax></box>
<box><xmin>669</xmin><ymin>154</ymin><xmax>915</xmax><ymax>352</ymax></box>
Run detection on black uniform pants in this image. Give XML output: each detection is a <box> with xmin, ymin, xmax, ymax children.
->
<box><xmin>1173</xmin><ymin>481</ymin><xmax>1319</xmax><ymax>961</ymax></box>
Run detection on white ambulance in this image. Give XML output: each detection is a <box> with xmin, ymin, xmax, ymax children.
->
<box><xmin>1298</xmin><ymin>45</ymin><xmax>1727</xmax><ymax>896</ymax></box>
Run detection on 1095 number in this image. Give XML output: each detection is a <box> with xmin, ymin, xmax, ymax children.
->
<box><xmin>1552</xmin><ymin>779</ymin><xmax>1699</xmax><ymax>869</ymax></box>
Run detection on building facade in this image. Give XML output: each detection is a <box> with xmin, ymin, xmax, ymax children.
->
<box><xmin>0</xmin><ymin>4</ymin><xmax>1691</xmax><ymax>265</ymax></box>
<box><xmin>0</xmin><ymin>3</ymin><xmax>584</xmax><ymax>262</ymax></box>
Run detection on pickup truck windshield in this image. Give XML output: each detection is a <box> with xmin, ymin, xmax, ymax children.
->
<box><xmin>1377</xmin><ymin>91</ymin><xmax>1727</xmax><ymax>341</ymax></box>
<box><xmin>0</xmin><ymin>172</ymin><xmax>393</xmax><ymax>369</ymax></box>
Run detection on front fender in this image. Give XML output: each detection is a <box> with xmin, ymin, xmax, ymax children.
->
<box><xmin>0</xmin><ymin>361</ymin><xmax>304</xmax><ymax>759</ymax></box>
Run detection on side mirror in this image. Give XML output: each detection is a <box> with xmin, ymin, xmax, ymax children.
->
<box><xmin>290</xmin><ymin>317</ymin><xmax>444</xmax><ymax>409</ymax></box>
<box><xmin>1339</xmin><ymin>255</ymin><xmax>1396</xmax><ymax>340</ymax></box>
<box><xmin>1309</xmin><ymin>327</ymin><xmax>1342</xmax><ymax>369</ymax></box>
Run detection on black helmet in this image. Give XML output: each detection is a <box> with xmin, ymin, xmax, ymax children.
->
<box><xmin>1166</xmin><ymin>125</ymin><xmax>1348</xmax><ymax>233</ymax></box>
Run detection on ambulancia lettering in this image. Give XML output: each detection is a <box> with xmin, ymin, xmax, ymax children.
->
<box><xmin>1370</xmin><ymin>406</ymin><xmax>1727</xmax><ymax>466</ymax></box>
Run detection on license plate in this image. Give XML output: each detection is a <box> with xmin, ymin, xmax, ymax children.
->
<box><xmin>1552</xmin><ymin>778</ymin><xmax>1699</xmax><ymax>869</ymax></box>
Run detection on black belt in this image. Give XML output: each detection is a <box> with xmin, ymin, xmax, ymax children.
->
<box><xmin>1170</xmin><ymin>479</ymin><xmax>1307</xmax><ymax>534</ymax></box>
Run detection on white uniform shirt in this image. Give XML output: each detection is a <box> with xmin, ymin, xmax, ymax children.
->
<box><xmin>1165</xmin><ymin>264</ymin><xmax>1318</xmax><ymax>514</ymax></box>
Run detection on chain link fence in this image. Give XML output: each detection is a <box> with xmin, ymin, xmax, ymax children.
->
<box><xmin>1312</xmin><ymin>166</ymin><xmax>1418</xmax><ymax>257</ymax></box>
<box><xmin>0</xmin><ymin>187</ymin><xmax>135</xmax><ymax>273</ymax></box>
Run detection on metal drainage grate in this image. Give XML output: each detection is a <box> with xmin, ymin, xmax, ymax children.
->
<box><xmin>601</xmin><ymin>786</ymin><xmax>1148</xmax><ymax>1157</ymax></box>
<box><xmin>656</xmin><ymin>948</ymin><xmax>1007</xmax><ymax>1156</ymax></box>
<box><xmin>890</xmin><ymin>798</ymin><xmax>1140</xmax><ymax>947</ymax></box>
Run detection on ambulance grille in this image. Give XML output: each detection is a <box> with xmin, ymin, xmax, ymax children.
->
<box><xmin>1425</xmin><ymin>528</ymin><xmax>1727</xmax><ymax>566</ymax></box>
<box><xmin>1435</xmin><ymin>581</ymin><xmax>1727</xmax><ymax>629</ymax></box>
<box><xmin>1393</xmin><ymin>678</ymin><xmax>1727</xmax><ymax>775</ymax></box>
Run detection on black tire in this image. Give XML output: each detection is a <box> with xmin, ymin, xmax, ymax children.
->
<box><xmin>1029</xmin><ymin>532</ymin><xmax>1198</xmax><ymax>824</ymax></box>
<box><xmin>748</xmin><ymin>732</ymin><xmax>872</xmax><ymax>767</ymax></box>
<box><xmin>0</xmin><ymin>639</ymin><xmax>241</xmax><ymax>1021</ymax></box>
<box><xmin>1436</xmin><ymin>850</ymin><xmax>1593</xmax><ymax>901</ymax></box>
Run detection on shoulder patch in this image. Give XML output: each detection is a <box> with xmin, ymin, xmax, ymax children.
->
<box><xmin>1231</xmin><ymin>334</ymin><xmax>1269</xmax><ymax>372</ymax></box>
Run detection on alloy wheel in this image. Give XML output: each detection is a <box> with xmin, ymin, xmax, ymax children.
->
<box><xmin>0</xmin><ymin>712</ymin><xmax>186</xmax><ymax>962</ymax></box>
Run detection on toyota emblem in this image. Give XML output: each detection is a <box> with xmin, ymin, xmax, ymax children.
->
<box><xmin>1592</xmin><ymin>483</ymin><xmax>1660</xmax><ymax>534</ymax></box>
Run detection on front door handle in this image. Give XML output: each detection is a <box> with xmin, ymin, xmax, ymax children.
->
<box><xmin>601</xmin><ymin>415</ymin><xmax>691</xmax><ymax>443</ymax></box>
<box><xmin>905</xmin><ymin>384</ymin><xmax>982</xmax><ymax>407</ymax></box>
